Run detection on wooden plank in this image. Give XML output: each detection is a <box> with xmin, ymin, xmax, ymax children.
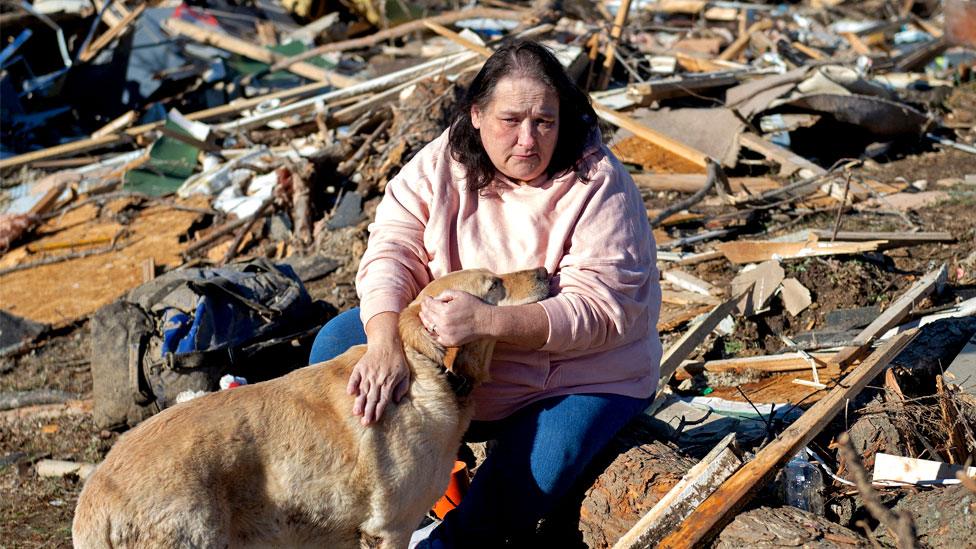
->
<box><xmin>423</xmin><ymin>21</ymin><xmax>492</xmax><ymax>56</ymax></box>
<box><xmin>91</xmin><ymin>0</ymin><xmax>123</xmax><ymax>27</ymax></box>
<box><xmin>739</xmin><ymin>132</ymin><xmax>826</xmax><ymax>179</ymax></box>
<box><xmin>632</xmin><ymin>173</ymin><xmax>780</xmax><ymax>194</ymax></box>
<box><xmin>626</xmin><ymin>73</ymin><xmax>740</xmax><ymax>105</ymax></box>
<box><xmin>658</xmin><ymin>304</ymin><xmax>715</xmax><ymax>333</ymax></box>
<box><xmin>842</xmin><ymin>32</ymin><xmax>872</xmax><ymax>55</ymax></box>
<box><xmin>597</xmin><ymin>0</ymin><xmax>634</xmax><ymax>89</ymax></box>
<box><xmin>810</xmin><ymin>230</ymin><xmax>955</xmax><ymax>244</ymax></box>
<box><xmin>830</xmin><ymin>264</ymin><xmax>946</xmax><ymax>367</ymax></box>
<box><xmin>36</xmin><ymin>459</ymin><xmax>97</xmax><ymax>480</ymax></box>
<box><xmin>674</xmin><ymin>52</ymin><xmax>733</xmax><ymax>72</ymax></box>
<box><xmin>163</xmin><ymin>18</ymin><xmax>359</xmax><ymax>87</ymax></box>
<box><xmin>269</xmin><ymin>7</ymin><xmax>525</xmax><ymax>71</ymax></box>
<box><xmin>792</xmin><ymin>41</ymin><xmax>826</xmax><ymax>60</ymax></box>
<box><xmin>658</xmin><ymin>293</ymin><xmax>743</xmax><ymax>395</ymax></box>
<box><xmin>674</xmin><ymin>352</ymin><xmax>835</xmax><ymax>381</ymax></box>
<box><xmin>715</xmin><ymin>239</ymin><xmax>885</xmax><ymax>264</ymax></box>
<box><xmin>663</xmin><ymin>269</ymin><xmax>718</xmax><ymax>297</ymax></box>
<box><xmin>873</xmin><ymin>452</ymin><xmax>976</xmax><ymax>486</ymax></box>
<box><xmin>657</xmin><ymin>328</ymin><xmax>919</xmax><ymax>548</ymax></box>
<box><xmin>594</xmin><ymin>104</ymin><xmax>711</xmax><ymax>168</ymax></box>
<box><xmin>945</xmin><ymin>332</ymin><xmax>976</xmax><ymax>392</ymax></box>
<box><xmin>718</xmin><ymin>19</ymin><xmax>772</xmax><ymax>61</ymax></box>
<box><xmin>650</xmin><ymin>0</ymin><xmax>707</xmax><ymax>13</ymax></box>
<box><xmin>661</xmin><ymin>289</ymin><xmax>720</xmax><ymax>306</ymax></box>
<box><xmin>78</xmin><ymin>3</ymin><xmax>146</xmax><ymax>63</ymax></box>
<box><xmin>91</xmin><ymin>110</ymin><xmax>137</xmax><ymax>139</ymax></box>
<box><xmin>613</xmin><ymin>433</ymin><xmax>742</xmax><ymax>549</ymax></box>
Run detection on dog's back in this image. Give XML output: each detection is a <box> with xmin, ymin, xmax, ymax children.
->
<box><xmin>73</xmin><ymin>345</ymin><xmax>460</xmax><ymax>548</ymax></box>
<box><xmin>73</xmin><ymin>347</ymin><xmax>372</xmax><ymax>547</ymax></box>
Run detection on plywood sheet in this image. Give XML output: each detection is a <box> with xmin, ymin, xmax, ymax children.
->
<box><xmin>0</xmin><ymin>197</ymin><xmax>206</xmax><ymax>325</ymax></box>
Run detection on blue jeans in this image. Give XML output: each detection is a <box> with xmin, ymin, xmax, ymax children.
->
<box><xmin>309</xmin><ymin>308</ymin><xmax>368</xmax><ymax>364</ymax></box>
<box><xmin>309</xmin><ymin>308</ymin><xmax>651</xmax><ymax>547</ymax></box>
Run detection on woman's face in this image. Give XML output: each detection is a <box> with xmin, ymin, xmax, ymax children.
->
<box><xmin>470</xmin><ymin>76</ymin><xmax>560</xmax><ymax>183</ymax></box>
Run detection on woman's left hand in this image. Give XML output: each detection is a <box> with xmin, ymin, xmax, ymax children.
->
<box><xmin>420</xmin><ymin>290</ymin><xmax>494</xmax><ymax>347</ymax></box>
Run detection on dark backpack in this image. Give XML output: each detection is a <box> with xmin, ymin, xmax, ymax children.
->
<box><xmin>90</xmin><ymin>258</ymin><xmax>328</xmax><ymax>430</ymax></box>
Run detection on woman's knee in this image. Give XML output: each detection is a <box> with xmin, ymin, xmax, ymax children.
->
<box><xmin>308</xmin><ymin>308</ymin><xmax>367</xmax><ymax>364</ymax></box>
<box><xmin>527</xmin><ymin>394</ymin><xmax>649</xmax><ymax>494</ymax></box>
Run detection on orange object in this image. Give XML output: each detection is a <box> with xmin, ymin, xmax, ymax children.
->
<box><xmin>432</xmin><ymin>460</ymin><xmax>469</xmax><ymax>519</ymax></box>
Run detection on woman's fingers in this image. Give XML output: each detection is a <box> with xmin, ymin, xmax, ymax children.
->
<box><xmin>361</xmin><ymin>381</ymin><xmax>381</xmax><ymax>425</ymax></box>
<box><xmin>348</xmin><ymin>348</ymin><xmax>410</xmax><ymax>425</ymax></box>
<box><xmin>373</xmin><ymin>383</ymin><xmax>393</xmax><ymax>422</ymax></box>
<box><xmin>347</xmin><ymin>368</ymin><xmax>362</xmax><ymax>396</ymax></box>
<box><xmin>353</xmin><ymin>391</ymin><xmax>367</xmax><ymax>416</ymax></box>
<box><xmin>393</xmin><ymin>376</ymin><xmax>410</xmax><ymax>403</ymax></box>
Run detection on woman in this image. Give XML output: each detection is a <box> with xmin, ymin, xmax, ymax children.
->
<box><xmin>309</xmin><ymin>40</ymin><xmax>662</xmax><ymax>547</ymax></box>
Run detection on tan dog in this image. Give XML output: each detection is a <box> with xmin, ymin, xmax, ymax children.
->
<box><xmin>72</xmin><ymin>267</ymin><xmax>550</xmax><ymax>548</ymax></box>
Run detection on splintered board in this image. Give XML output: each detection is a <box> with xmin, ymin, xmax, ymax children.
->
<box><xmin>612</xmin><ymin>135</ymin><xmax>708</xmax><ymax>174</ymax></box>
<box><xmin>0</xmin><ymin>197</ymin><xmax>207</xmax><ymax>325</ymax></box>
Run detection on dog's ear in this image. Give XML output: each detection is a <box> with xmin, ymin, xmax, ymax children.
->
<box><xmin>449</xmin><ymin>340</ymin><xmax>494</xmax><ymax>385</ymax></box>
<box><xmin>398</xmin><ymin>303</ymin><xmax>447</xmax><ymax>363</ymax></box>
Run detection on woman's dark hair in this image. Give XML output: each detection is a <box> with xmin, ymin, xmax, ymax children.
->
<box><xmin>448</xmin><ymin>40</ymin><xmax>598</xmax><ymax>192</ymax></box>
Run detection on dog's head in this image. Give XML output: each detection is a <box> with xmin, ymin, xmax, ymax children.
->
<box><xmin>399</xmin><ymin>267</ymin><xmax>550</xmax><ymax>392</ymax></box>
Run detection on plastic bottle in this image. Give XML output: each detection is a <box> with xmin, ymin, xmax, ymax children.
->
<box><xmin>782</xmin><ymin>451</ymin><xmax>825</xmax><ymax>515</ymax></box>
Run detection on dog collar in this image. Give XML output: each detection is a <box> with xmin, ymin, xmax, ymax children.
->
<box><xmin>443</xmin><ymin>368</ymin><xmax>473</xmax><ymax>398</ymax></box>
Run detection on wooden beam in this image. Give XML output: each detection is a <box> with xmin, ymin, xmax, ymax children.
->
<box><xmin>674</xmin><ymin>52</ymin><xmax>732</xmax><ymax>72</ymax></box>
<box><xmin>661</xmin><ymin>289</ymin><xmax>720</xmax><ymax>306</ymax></box>
<box><xmin>597</xmin><ymin>0</ymin><xmax>634</xmax><ymax>89</ymax></box>
<box><xmin>91</xmin><ymin>110</ymin><xmax>137</xmax><ymax>139</ymax></box>
<box><xmin>717</xmin><ymin>19</ymin><xmax>772</xmax><ymax>61</ymax></box>
<box><xmin>78</xmin><ymin>3</ymin><xmax>146</xmax><ymax>63</ymax></box>
<box><xmin>830</xmin><ymin>263</ymin><xmax>946</xmax><ymax>367</ymax></box>
<box><xmin>663</xmin><ymin>269</ymin><xmax>720</xmax><ymax>297</ymax></box>
<box><xmin>738</xmin><ymin>132</ymin><xmax>826</xmax><ymax>179</ymax></box>
<box><xmin>658</xmin><ymin>293</ymin><xmax>743</xmax><ymax>395</ymax></box>
<box><xmin>594</xmin><ymin>104</ymin><xmax>711</xmax><ymax>168</ymax></box>
<box><xmin>626</xmin><ymin>73</ymin><xmax>740</xmax><ymax>105</ymax></box>
<box><xmin>423</xmin><ymin>21</ymin><xmax>493</xmax><ymax>56</ymax></box>
<box><xmin>163</xmin><ymin>18</ymin><xmax>359</xmax><ymax>87</ymax></box>
<box><xmin>90</xmin><ymin>0</ymin><xmax>123</xmax><ymax>27</ymax></box>
<box><xmin>269</xmin><ymin>7</ymin><xmax>525</xmax><ymax>72</ymax></box>
<box><xmin>632</xmin><ymin>174</ymin><xmax>780</xmax><ymax>194</ymax></box>
<box><xmin>810</xmin><ymin>230</ymin><xmax>955</xmax><ymax>245</ymax></box>
<box><xmin>657</xmin><ymin>328</ymin><xmax>919</xmax><ymax>548</ymax></box>
<box><xmin>715</xmin><ymin>239</ymin><xmax>886</xmax><ymax>264</ymax></box>
<box><xmin>613</xmin><ymin>433</ymin><xmax>742</xmax><ymax>549</ymax></box>
<box><xmin>675</xmin><ymin>352</ymin><xmax>835</xmax><ymax>381</ymax></box>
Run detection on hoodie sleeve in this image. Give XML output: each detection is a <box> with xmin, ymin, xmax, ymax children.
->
<box><xmin>537</xmin><ymin>150</ymin><xmax>661</xmax><ymax>354</ymax></box>
<box><xmin>355</xmin><ymin>136</ymin><xmax>445</xmax><ymax>326</ymax></box>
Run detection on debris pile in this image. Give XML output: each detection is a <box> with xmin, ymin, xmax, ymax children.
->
<box><xmin>1</xmin><ymin>0</ymin><xmax>974</xmax><ymax>546</ymax></box>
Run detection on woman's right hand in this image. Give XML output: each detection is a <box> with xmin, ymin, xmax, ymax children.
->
<box><xmin>347</xmin><ymin>312</ymin><xmax>411</xmax><ymax>426</ymax></box>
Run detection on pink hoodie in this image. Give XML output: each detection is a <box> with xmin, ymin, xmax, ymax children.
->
<box><xmin>357</xmin><ymin>129</ymin><xmax>662</xmax><ymax>420</ymax></box>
